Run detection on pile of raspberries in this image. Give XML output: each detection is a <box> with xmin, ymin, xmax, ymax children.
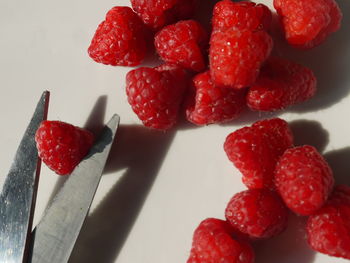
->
<box><xmin>84</xmin><ymin>0</ymin><xmax>347</xmax><ymax>262</ymax></box>
<box><xmin>188</xmin><ymin>118</ymin><xmax>350</xmax><ymax>262</ymax></box>
<box><xmin>88</xmin><ymin>0</ymin><xmax>342</xmax><ymax>130</ymax></box>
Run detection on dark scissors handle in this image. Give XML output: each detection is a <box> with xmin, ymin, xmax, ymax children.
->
<box><xmin>0</xmin><ymin>91</ymin><xmax>49</xmax><ymax>263</ymax></box>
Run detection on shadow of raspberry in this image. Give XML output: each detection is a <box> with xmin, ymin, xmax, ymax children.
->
<box><xmin>194</xmin><ymin>0</ymin><xmax>220</xmax><ymax>32</ymax></box>
<box><xmin>270</xmin><ymin>0</ymin><xmax>350</xmax><ymax>114</ymax></box>
<box><xmin>254</xmin><ymin>213</ymin><xmax>315</xmax><ymax>263</ymax></box>
<box><xmin>289</xmin><ymin>119</ymin><xmax>329</xmax><ymax>153</ymax></box>
<box><xmin>324</xmin><ymin>147</ymin><xmax>350</xmax><ymax>186</ymax></box>
<box><xmin>141</xmin><ymin>48</ymin><xmax>163</xmax><ymax>68</ymax></box>
<box><xmin>68</xmin><ymin>124</ymin><xmax>176</xmax><ymax>263</ymax></box>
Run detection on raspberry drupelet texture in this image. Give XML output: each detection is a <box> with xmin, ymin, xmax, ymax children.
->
<box><xmin>210</xmin><ymin>28</ymin><xmax>273</xmax><ymax>88</ymax></box>
<box><xmin>224</xmin><ymin>118</ymin><xmax>293</xmax><ymax>189</ymax></box>
<box><xmin>247</xmin><ymin>57</ymin><xmax>317</xmax><ymax>111</ymax></box>
<box><xmin>275</xmin><ymin>145</ymin><xmax>334</xmax><ymax>215</ymax></box>
<box><xmin>35</xmin><ymin>121</ymin><xmax>94</xmax><ymax>175</ymax></box>
<box><xmin>212</xmin><ymin>0</ymin><xmax>272</xmax><ymax>32</ymax></box>
<box><xmin>155</xmin><ymin>20</ymin><xmax>208</xmax><ymax>72</ymax></box>
<box><xmin>126</xmin><ymin>64</ymin><xmax>189</xmax><ymax>130</ymax></box>
<box><xmin>225</xmin><ymin>189</ymin><xmax>288</xmax><ymax>239</ymax></box>
<box><xmin>187</xmin><ymin>218</ymin><xmax>255</xmax><ymax>263</ymax></box>
<box><xmin>131</xmin><ymin>0</ymin><xmax>197</xmax><ymax>31</ymax></box>
<box><xmin>274</xmin><ymin>0</ymin><xmax>342</xmax><ymax>49</ymax></box>
<box><xmin>88</xmin><ymin>6</ymin><xmax>149</xmax><ymax>66</ymax></box>
<box><xmin>185</xmin><ymin>71</ymin><xmax>246</xmax><ymax>125</ymax></box>
<box><xmin>307</xmin><ymin>185</ymin><xmax>350</xmax><ymax>259</ymax></box>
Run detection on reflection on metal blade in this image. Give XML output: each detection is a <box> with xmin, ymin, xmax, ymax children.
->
<box><xmin>0</xmin><ymin>91</ymin><xmax>49</xmax><ymax>263</ymax></box>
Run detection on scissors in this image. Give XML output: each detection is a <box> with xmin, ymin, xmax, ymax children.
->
<box><xmin>0</xmin><ymin>91</ymin><xmax>119</xmax><ymax>263</ymax></box>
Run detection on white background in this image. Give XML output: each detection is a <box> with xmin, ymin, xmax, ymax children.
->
<box><xmin>0</xmin><ymin>0</ymin><xmax>349</xmax><ymax>262</ymax></box>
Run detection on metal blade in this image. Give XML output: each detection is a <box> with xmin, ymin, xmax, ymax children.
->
<box><xmin>0</xmin><ymin>91</ymin><xmax>50</xmax><ymax>263</ymax></box>
<box><xmin>29</xmin><ymin>114</ymin><xmax>120</xmax><ymax>263</ymax></box>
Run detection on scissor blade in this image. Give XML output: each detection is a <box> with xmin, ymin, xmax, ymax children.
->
<box><xmin>30</xmin><ymin>114</ymin><xmax>120</xmax><ymax>263</ymax></box>
<box><xmin>0</xmin><ymin>91</ymin><xmax>50</xmax><ymax>263</ymax></box>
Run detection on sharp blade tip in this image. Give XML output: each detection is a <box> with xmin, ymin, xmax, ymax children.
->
<box><xmin>41</xmin><ymin>90</ymin><xmax>50</xmax><ymax>99</ymax></box>
<box><xmin>107</xmin><ymin>114</ymin><xmax>120</xmax><ymax>129</ymax></box>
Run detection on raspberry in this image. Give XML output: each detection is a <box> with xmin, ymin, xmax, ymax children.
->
<box><xmin>274</xmin><ymin>0</ymin><xmax>342</xmax><ymax>49</ymax></box>
<box><xmin>185</xmin><ymin>71</ymin><xmax>246</xmax><ymax>125</ymax></box>
<box><xmin>209</xmin><ymin>28</ymin><xmax>273</xmax><ymax>88</ymax></box>
<box><xmin>224</xmin><ymin>118</ymin><xmax>293</xmax><ymax>189</ymax></box>
<box><xmin>212</xmin><ymin>0</ymin><xmax>272</xmax><ymax>32</ymax></box>
<box><xmin>275</xmin><ymin>145</ymin><xmax>334</xmax><ymax>215</ymax></box>
<box><xmin>307</xmin><ymin>185</ymin><xmax>350</xmax><ymax>259</ymax></box>
<box><xmin>155</xmin><ymin>20</ymin><xmax>208</xmax><ymax>72</ymax></box>
<box><xmin>35</xmin><ymin>121</ymin><xmax>94</xmax><ymax>175</ymax></box>
<box><xmin>88</xmin><ymin>6</ymin><xmax>149</xmax><ymax>66</ymax></box>
<box><xmin>247</xmin><ymin>57</ymin><xmax>317</xmax><ymax>111</ymax></box>
<box><xmin>225</xmin><ymin>189</ymin><xmax>288</xmax><ymax>239</ymax></box>
<box><xmin>131</xmin><ymin>0</ymin><xmax>196</xmax><ymax>31</ymax></box>
<box><xmin>187</xmin><ymin>218</ymin><xmax>255</xmax><ymax>263</ymax></box>
<box><xmin>126</xmin><ymin>64</ymin><xmax>189</xmax><ymax>130</ymax></box>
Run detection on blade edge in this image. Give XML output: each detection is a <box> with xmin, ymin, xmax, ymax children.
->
<box><xmin>0</xmin><ymin>91</ymin><xmax>50</xmax><ymax>263</ymax></box>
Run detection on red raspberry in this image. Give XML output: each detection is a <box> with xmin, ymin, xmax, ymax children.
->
<box><xmin>212</xmin><ymin>0</ymin><xmax>272</xmax><ymax>32</ymax></box>
<box><xmin>155</xmin><ymin>20</ymin><xmax>208</xmax><ymax>72</ymax></box>
<box><xmin>307</xmin><ymin>185</ymin><xmax>350</xmax><ymax>259</ymax></box>
<box><xmin>131</xmin><ymin>0</ymin><xmax>196</xmax><ymax>31</ymax></box>
<box><xmin>88</xmin><ymin>6</ymin><xmax>149</xmax><ymax>66</ymax></box>
<box><xmin>225</xmin><ymin>189</ymin><xmax>288</xmax><ymax>239</ymax></box>
<box><xmin>126</xmin><ymin>64</ymin><xmax>189</xmax><ymax>130</ymax></box>
<box><xmin>224</xmin><ymin>118</ymin><xmax>293</xmax><ymax>189</ymax></box>
<box><xmin>275</xmin><ymin>145</ymin><xmax>334</xmax><ymax>215</ymax></box>
<box><xmin>210</xmin><ymin>28</ymin><xmax>273</xmax><ymax>88</ymax></box>
<box><xmin>35</xmin><ymin>121</ymin><xmax>94</xmax><ymax>175</ymax></box>
<box><xmin>187</xmin><ymin>218</ymin><xmax>255</xmax><ymax>263</ymax></box>
<box><xmin>185</xmin><ymin>71</ymin><xmax>246</xmax><ymax>125</ymax></box>
<box><xmin>247</xmin><ymin>57</ymin><xmax>317</xmax><ymax>111</ymax></box>
<box><xmin>274</xmin><ymin>0</ymin><xmax>342</xmax><ymax>49</ymax></box>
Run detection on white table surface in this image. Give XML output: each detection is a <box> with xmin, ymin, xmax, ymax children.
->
<box><xmin>0</xmin><ymin>0</ymin><xmax>349</xmax><ymax>262</ymax></box>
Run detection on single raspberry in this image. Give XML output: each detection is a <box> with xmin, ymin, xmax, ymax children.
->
<box><xmin>274</xmin><ymin>0</ymin><xmax>342</xmax><ymax>49</ymax></box>
<box><xmin>275</xmin><ymin>145</ymin><xmax>334</xmax><ymax>215</ymax></box>
<box><xmin>187</xmin><ymin>218</ymin><xmax>255</xmax><ymax>263</ymax></box>
<box><xmin>247</xmin><ymin>57</ymin><xmax>317</xmax><ymax>111</ymax></box>
<box><xmin>210</xmin><ymin>28</ymin><xmax>273</xmax><ymax>88</ymax></box>
<box><xmin>224</xmin><ymin>118</ymin><xmax>293</xmax><ymax>189</ymax></box>
<box><xmin>185</xmin><ymin>71</ymin><xmax>246</xmax><ymax>125</ymax></box>
<box><xmin>155</xmin><ymin>20</ymin><xmax>208</xmax><ymax>72</ymax></box>
<box><xmin>212</xmin><ymin>0</ymin><xmax>272</xmax><ymax>32</ymax></box>
<box><xmin>307</xmin><ymin>185</ymin><xmax>350</xmax><ymax>259</ymax></box>
<box><xmin>126</xmin><ymin>64</ymin><xmax>189</xmax><ymax>130</ymax></box>
<box><xmin>131</xmin><ymin>0</ymin><xmax>197</xmax><ymax>31</ymax></box>
<box><xmin>225</xmin><ymin>189</ymin><xmax>288</xmax><ymax>239</ymax></box>
<box><xmin>35</xmin><ymin>121</ymin><xmax>94</xmax><ymax>175</ymax></box>
<box><xmin>88</xmin><ymin>6</ymin><xmax>149</xmax><ymax>66</ymax></box>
